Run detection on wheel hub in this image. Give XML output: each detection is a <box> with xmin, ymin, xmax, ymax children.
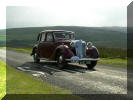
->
<box><xmin>59</xmin><ymin>56</ymin><xmax>63</xmax><ymax>63</ymax></box>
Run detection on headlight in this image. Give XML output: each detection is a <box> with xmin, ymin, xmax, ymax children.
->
<box><xmin>64</xmin><ymin>45</ymin><xmax>69</xmax><ymax>48</ymax></box>
<box><xmin>87</xmin><ymin>42</ymin><xmax>93</xmax><ymax>48</ymax></box>
<box><xmin>70</xmin><ymin>41</ymin><xmax>74</xmax><ymax>47</ymax></box>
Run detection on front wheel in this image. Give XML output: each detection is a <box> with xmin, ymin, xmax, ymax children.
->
<box><xmin>57</xmin><ymin>53</ymin><xmax>66</xmax><ymax>69</ymax></box>
<box><xmin>86</xmin><ymin>61</ymin><xmax>97</xmax><ymax>69</ymax></box>
<box><xmin>33</xmin><ymin>52</ymin><xmax>40</xmax><ymax>63</ymax></box>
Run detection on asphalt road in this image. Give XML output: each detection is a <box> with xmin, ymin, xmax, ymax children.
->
<box><xmin>0</xmin><ymin>49</ymin><xmax>132</xmax><ymax>100</ymax></box>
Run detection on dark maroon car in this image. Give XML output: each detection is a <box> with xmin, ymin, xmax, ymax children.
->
<box><xmin>31</xmin><ymin>30</ymin><xmax>99</xmax><ymax>69</ymax></box>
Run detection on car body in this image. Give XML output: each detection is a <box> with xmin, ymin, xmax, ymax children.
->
<box><xmin>31</xmin><ymin>30</ymin><xmax>99</xmax><ymax>69</ymax></box>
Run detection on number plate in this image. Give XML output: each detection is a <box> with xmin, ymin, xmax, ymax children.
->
<box><xmin>80</xmin><ymin>61</ymin><xmax>91</xmax><ymax>64</ymax></box>
<box><xmin>86</xmin><ymin>61</ymin><xmax>91</xmax><ymax>64</ymax></box>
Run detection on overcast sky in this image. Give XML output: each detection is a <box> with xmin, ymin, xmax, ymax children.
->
<box><xmin>0</xmin><ymin>0</ymin><xmax>132</xmax><ymax>29</ymax></box>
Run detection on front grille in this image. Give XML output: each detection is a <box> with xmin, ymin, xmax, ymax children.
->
<box><xmin>73</xmin><ymin>40</ymin><xmax>86</xmax><ymax>58</ymax></box>
<box><xmin>82</xmin><ymin>41</ymin><xmax>86</xmax><ymax>57</ymax></box>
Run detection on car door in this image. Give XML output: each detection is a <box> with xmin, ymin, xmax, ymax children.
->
<box><xmin>44</xmin><ymin>32</ymin><xmax>55</xmax><ymax>58</ymax></box>
<box><xmin>38</xmin><ymin>32</ymin><xmax>47</xmax><ymax>58</ymax></box>
<box><xmin>38</xmin><ymin>32</ymin><xmax>55</xmax><ymax>59</ymax></box>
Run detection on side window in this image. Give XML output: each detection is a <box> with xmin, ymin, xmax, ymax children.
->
<box><xmin>41</xmin><ymin>33</ymin><xmax>46</xmax><ymax>41</ymax></box>
<box><xmin>46</xmin><ymin>33</ymin><xmax>53</xmax><ymax>41</ymax></box>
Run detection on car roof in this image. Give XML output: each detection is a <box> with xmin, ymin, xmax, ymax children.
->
<box><xmin>40</xmin><ymin>30</ymin><xmax>74</xmax><ymax>34</ymax></box>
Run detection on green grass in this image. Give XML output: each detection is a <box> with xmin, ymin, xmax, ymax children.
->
<box><xmin>0</xmin><ymin>47</ymin><xmax>6</xmax><ymax>49</ymax></box>
<box><xmin>7</xmin><ymin>66</ymin><xmax>71</xmax><ymax>94</ymax></box>
<box><xmin>0</xmin><ymin>60</ymin><xmax>84</xmax><ymax>100</ymax></box>
<box><xmin>127</xmin><ymin>58</ymin><xmax>133</xmax><ymax>68</ymax></box>
<box><xmin>7</xmin><ymin>47</ymin><xmax>32</xmax><ymax>54</ymax></box>
<box><xmin>98</xmin><ymin>47</ymin><xmax>127</xmax><ymax>59</ymax></box>
<box><xmin>0</xmin><ymin>61</ymin><xmax>6</xmax><ymax>100</ymax></box>
<box><xmin>98</xmin><ymin>58</ymin><xmax>127</xmax><ymax>67</ymax></box>
<box><xmin>0</xmin><ymin>33</ymin><xmax>6</xmax><ymax>42</ymax></box>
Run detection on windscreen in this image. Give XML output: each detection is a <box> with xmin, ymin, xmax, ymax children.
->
<box><xmin>54</xmin><ymin>32</ymin><xmax>75</xmax><ymax>40</ymax></box>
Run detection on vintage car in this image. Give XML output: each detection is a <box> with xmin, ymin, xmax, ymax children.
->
<box><xmin>31</xmin><ymin>30</ymin><xmax>99</xmax><ymax>69</ymax></box>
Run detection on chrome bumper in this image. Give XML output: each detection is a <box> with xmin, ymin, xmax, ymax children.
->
<box><xmin>66</xmin><ymin>56</ymin><xmax>99</xmax><ymax>63</ymax></box>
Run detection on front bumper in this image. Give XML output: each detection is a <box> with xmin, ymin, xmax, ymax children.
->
<box><xmin>66</xmin><ymin>56</ymin><xmax>99</xmax><ymax>64</ymax></box>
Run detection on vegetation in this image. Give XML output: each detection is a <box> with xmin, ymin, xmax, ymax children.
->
<box><xmin>6</xmin><ymin>66</ymin><xmax>71</xmax><ymax>94</ymax></box>
<box><xmin>98</xmin><ymin>47</ymin><xmax>127</xmax><ymax>59</ymax></box>
<box><xmin>0</xmin><ymin>60</ymin><xmax>83</xmax><ymax>100</ymax></box>
<box><xmin>0</xmin><ymin>30</ymin><xmax>6</xmax><ymax>47</ymax></box>
<box><xmin>7</xmin><ymin>47</ymin><xmax>32</xmax><ymax>54</ymax></box>
<box><xmin>98</xmin><ymin>58</ymin><xmax>127</xmax><ymax>67</ymax></box>
<box><xmin>3</xmin><ymin>26</ymin><xmax>126</xmax><ymax>48</ymax></box>
<box><xmin>0</xmin><ymin>61</ymin><xmax>6</xmax><ymax>100</ymax></box>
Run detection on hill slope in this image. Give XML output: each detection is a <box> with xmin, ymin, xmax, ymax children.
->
<box><xmin>0</xmin><ymin>26</ymin><xmax>127</xmax><ymax>48</ymax></box>
<box><xmin>0</xmin><ymin>29</ymin><xmax>6</xmax><ymax>47</ymax></box>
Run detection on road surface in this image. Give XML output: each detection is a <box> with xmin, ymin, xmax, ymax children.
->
<box><xmin>0</xmin><ymin>49</ymin><xmax>132</xmax><ymax>100</ymax></box>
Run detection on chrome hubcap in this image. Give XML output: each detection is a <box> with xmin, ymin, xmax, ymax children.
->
<box><xmin>59</xmin><ymin>56</ymin><xmax>63</xmax><ymax>63</ymax></box>
<box><xmin>34</xmin><ymin>53</ymin><xmax>37</xmax><ymax>60</ymax></box>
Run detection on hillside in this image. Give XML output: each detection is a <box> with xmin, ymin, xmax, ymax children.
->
<box><xmin>0</xmin><ymin>26</ymin><xmax>126</xmax><ymax>48</ymax></box>
<box><xmin>0</xmin><ymin>29</ymin><xmax>6</xmax><ymax>46</ymax></box>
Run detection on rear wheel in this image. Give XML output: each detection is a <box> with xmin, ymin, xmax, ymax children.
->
<box><xmin>86</xmin><ymin>61</ymin><xmax>97</xmax><ymax>69</ymax></box>
<box><xmin>33</xmin><ymin>51</ymin><xmax>40</xmax><ymax>63</ymax></box>
<box><xmin>57</xmin><ymin>53</ymin><xmax>66</xmax><ymax>69</ymax></box>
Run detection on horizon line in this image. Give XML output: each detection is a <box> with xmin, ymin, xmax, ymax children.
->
<box><xmin>0</xmin><ymin>25</ymin><xmax>127</xmax><ymax>30</ymax></box>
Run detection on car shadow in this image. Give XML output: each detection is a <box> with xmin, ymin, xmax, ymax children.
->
<box><xmin>17</xmin><ymin>61</ymin><xmax>97</xmax><ymax>75</ymax></box>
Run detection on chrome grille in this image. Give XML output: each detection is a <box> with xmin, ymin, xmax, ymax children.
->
<box><xmin>71</xmin><ymin>40</ymin><xmax>86</xmax><ymax>58</ymax></box>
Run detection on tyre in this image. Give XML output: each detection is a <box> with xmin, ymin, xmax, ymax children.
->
<box><xmin>33</xmin><ymin>51</ymin><xmax>40</xmax><ymax>63</ymax></box>
<box><xmin>86</xmin><ymin>61</ymin><xmax>97</xmax><ymax>69</ymax></box>
<box><xmin>57</xmin><ymin>52</ymin><xmax>66</xmax><ymax>69</ymax></box>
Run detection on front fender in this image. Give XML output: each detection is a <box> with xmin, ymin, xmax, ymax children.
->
<box><xmin>86</xmin><ymin>46</ymin><xmax>99</xmax><ymax>58</ymax></box>
<box><xmin>31</xmin><ymin>45</ymin><xmax>38</xmax><ymax>56</ymax></box>
<box><xmin>51</xmin><ymin>45</ymin><xmax>74</xmax><ymax>60</ymax></box>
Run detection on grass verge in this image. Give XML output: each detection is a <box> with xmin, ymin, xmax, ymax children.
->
<box><xmin>98</xmin><ymin>58</ymin><xmax>127</xmax><ymax>67</ymax></box>
<box><xmin>0</xmin><ymin>47</ymin><xmax>6</xmax><ymax>49</ymax></box>
<box><xmin>0</xmin><ymin>60</ymin><xmax>83</xmax><ymax>100</ymax></box>
<box><xmin>0</xmin><ymin>61</ymin><xmax>6</xmax><ymax>100</ymax></box>
<box><xmin>7</xmin><ymin>66</ymin><xmax>71</xmax><ymax>94</ymax></box>
<box><xmin>7</xmin><ymin>47</ymin><xmax>32</xmax><ymax>54</ymax></box>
